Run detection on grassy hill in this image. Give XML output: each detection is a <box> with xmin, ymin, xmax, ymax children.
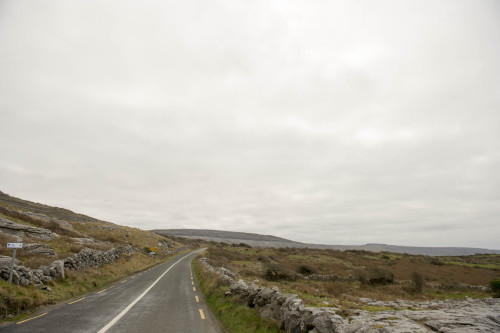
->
<box><xmin>0</xmin><ymin>191</ymin><xmax>193</xmax><ymax>321</ymax></box>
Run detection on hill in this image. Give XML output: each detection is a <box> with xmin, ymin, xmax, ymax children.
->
<box><xmin>0</xmin><ymin>190</ymin><xmax>191</xmax><ymax>320</ymax></box>
<box><xmin>153</xmin><ymin>229</ymin><xmax>500</xmax><ymax>256</ymax></box>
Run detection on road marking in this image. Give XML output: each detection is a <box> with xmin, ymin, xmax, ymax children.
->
<box><xmin>199</xmin><ymin>309</ymin><xmax>206</xmax><ymax>320</ymax></box>
<box><xmin>121</xmin><ymin>280</ymin><xmax>127</xmax><ymax>283</ymax></box>
<box><xmin>97</xmin><ymin>252</ymin><xmax>197</xmax><ymax>333</ymax></box>
<box><xmin>195</xmin><ymin>296</ymin><xmax>199</xmax><ymax>303</ymax></box>
<box><xmin>16</xmin><ymin>312</ymin><xmax>48</xmax><ymax>324</ymax></box>
<box><xmin>68</xmin><ymin>297</ymin><xmax>85</xmax><ymax>304</ymax></box>
<box><xmin>97</xmin><ymin>289</ymin><xmax>108</xmax><ymax>294</ymax></box>
<box><xmin>131</xmin><ymin>276</ymin><xmax>135</xmax><ymax>279</ymax></box>
<box><xmin>193</xmin><ymin>287</ymin><xmax>196</xmax><ymax>291</ymax></box>
<box><xmin>192</xmin><ymin>281</ymin><xmax>194</xmax><ymax>285</ymax></box>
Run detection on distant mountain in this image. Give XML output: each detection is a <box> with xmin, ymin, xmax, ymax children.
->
<box><xmin>153</xmin><ymin>229</ymin><xmax>500</xmax><ymax>256</ymax></box>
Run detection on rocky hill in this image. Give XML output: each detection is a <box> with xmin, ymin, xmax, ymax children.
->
<box><xmin>0</xmin><ymin>191</ymin><xmax>186</xmax><ymax>288</ymax></box>
<box><xmin>154</xmin><ymin>229</ymin><xmax>500</xmax><ymax>256</ymax></box>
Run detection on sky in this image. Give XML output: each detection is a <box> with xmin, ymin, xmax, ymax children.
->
<box><xmin>0</xmin><ymin>0</ymin><xmax>499</xmax><ymax>249</ymax></box>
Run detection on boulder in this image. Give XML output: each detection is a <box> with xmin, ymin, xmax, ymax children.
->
<box><xmin>50</xmin><ymin>260</ymin><xmax>65</xmax><ymax>280</ymax></box>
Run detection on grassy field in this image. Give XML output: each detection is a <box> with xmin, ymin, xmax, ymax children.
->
<box><xmin>192</xmin><ymin>257</ymin><xmax>280</xmax><ymax>333</ymax></box>
<box><xmin>202</xmin><ymin>244</ymin><xmax>499</xmax><ymax>312</ymax></box>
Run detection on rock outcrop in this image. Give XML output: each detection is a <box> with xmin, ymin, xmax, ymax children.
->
<box><xmin>199</xmin><ymin>258</ymin><xmax>500</xmax><ymax>333</ymax></box>
<box><xmin>22</xmin><ymin>243</ymin><xmax>56</xmax><ymax>256</ymax></box>
<box><xmin>0</xmin><ymin>217</ymin><xmax>58</xmax><ymax>241</ymax></box>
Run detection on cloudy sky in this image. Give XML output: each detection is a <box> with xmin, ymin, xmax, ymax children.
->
<box><xmin>1</xmin><ymin>0</ymin><xmax>499</xmax><ymax>249</ymax></box>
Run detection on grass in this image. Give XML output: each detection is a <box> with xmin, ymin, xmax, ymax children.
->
<box><xmin>192</xmin><ymin>257</ymin><xmax>280</xmax><ymax>333</ymax></box>
<box><xmin>0</xmin><ymin>251</ymin><xmax>186</xmax><ymax>322</ymax></box>
<box><xmin>201</xmin><ymin>245</ymin><xmax>500</xmax><ymax>311</ymax></box>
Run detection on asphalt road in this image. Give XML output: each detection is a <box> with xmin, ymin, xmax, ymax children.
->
<box><xmin>0</xmin><ymin>250</ymin><xmax>221</xmax><ymax>333</ymax></box>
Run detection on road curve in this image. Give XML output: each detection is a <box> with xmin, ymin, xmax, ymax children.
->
<box><xmin>0</xmin><ymin>250</ymin><xmax>221</xmax><ymax>333</ymax></box>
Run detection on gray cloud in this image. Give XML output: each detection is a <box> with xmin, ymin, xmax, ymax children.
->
<box><xmin>1</xmin><ymin>0</ymin><xmax>499</xmax><ymax>249</ymax></box>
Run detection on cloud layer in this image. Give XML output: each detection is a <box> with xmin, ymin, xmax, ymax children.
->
<box><xmin>1</xmin><ymin>0</ymin><xmax>499</xmax><ymax>248</ymax></box>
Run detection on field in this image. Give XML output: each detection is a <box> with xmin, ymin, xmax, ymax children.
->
<box><xmin>203</xmin><ymin>244</ymin><xmax>500</xmax><ymax>310</ymax></box>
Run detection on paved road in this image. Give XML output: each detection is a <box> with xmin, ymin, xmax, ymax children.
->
<box><xmin>0</xmin><ymin>250</ymin><xmax>221</xmax><ymax>333</ymax></box>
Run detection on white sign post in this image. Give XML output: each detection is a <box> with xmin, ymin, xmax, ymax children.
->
<box><xmin>7</xmin><ymin>243</ymin><xmax>23</xmax><ymax>285</ymax></box>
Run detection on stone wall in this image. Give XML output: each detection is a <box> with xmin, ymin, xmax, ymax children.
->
<box><xmin>0</xmin><ymin>245</ymin><xmax>133</xmax><ymax>287</ymax></box>
<box><xmin>199</xmin><ymin>258</ymin><xmax>500</xmax><ymax>333</ymax></box>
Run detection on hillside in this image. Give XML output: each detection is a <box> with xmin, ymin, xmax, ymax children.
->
<box><xmin>0</xmin><ymin>190</ymin><xmax>193</xmax><ymax>320</ymax></box>
<box><xmin>154</xmin><ymin>229</ymin><xmax>500</xmax><ymax>256</ymax></box>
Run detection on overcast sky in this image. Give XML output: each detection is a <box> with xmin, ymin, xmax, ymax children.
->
<box><xmin>1</xmin><ymin>0</ymin><xmax>499</xmax><ymax>249</ymax></box>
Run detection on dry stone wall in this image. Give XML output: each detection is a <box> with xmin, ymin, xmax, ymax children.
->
<box><xmin>199</xmin><ymin>258</ymin><xmax>500</xmax><ymax>333</ymax></box>
<box><xmin>0</xmin><ymin>245</ymin><xmax>133</xmax><ymax>287</ymax></box>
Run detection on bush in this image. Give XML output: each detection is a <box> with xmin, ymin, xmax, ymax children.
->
<box><xmin>412</xmin><ymin>272</ymin><xmax>425</xmax><ymax>294</ymax></box>
<box><xmin>296</xmin><ymin>265</ymin><xmax>315</xmax><ymax>275</ymax></box>
<box><xmin>263</xmin><ymin>263</ymin><xmax>296</xmax><ymax>281</ymax></box>
<box><xmin>358</xmin><ymin>267</ymin><xmax>394</xmax><ymax>285</ymax></box>
<box><xmin>490</xmin><ymin>279</ymin><xmax>500</xmax><ymax>297</ymax></box>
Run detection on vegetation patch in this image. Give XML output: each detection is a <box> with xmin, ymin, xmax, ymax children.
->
<box><xmin>192</xmin><ymin>257</ymin><xmax>280</xmax><ymax>333</ymax></box>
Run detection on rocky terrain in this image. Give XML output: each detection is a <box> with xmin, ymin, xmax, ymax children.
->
<box><xmin>200</xmin><ymin>257</ymin><xmax>500</xmax><ymax>333</ymax></box>
<box><xmin>0</xmin><ymin>191</ymin><xmax>180</xmax><ymax>289</ymax></box>
<box><xmin>155</xmin><ymin>229</ymin><xmax>500</xmax><ymax>256</ymax></box>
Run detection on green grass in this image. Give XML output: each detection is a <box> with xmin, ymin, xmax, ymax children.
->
<box><xmin>192</xmin><ymin>257</ymin><xmax>280</xmax><ymax>333</ymax></box>
<box><xmin>362</xmin><ymin>305</ymin><xmax>396</xmax><ymax>312</ymax></box>
<box><xmin>426</xmin><ymin>290</ymin><xmax>490</xmax><ymax>300</ymax></box>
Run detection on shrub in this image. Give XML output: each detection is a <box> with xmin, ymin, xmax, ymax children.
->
<box><xmin>358</xmin><ymin>267</ymin><xmax>394</xmax><ymax>285</ymax></box>
<box><xmin>263</xmin><ymin>263</ymin><xmax>296</xmax><ymax>281</ymax></box>
<box><xmin>296</xmin><ymin>265</ymin><xmax>315</xmax><ymax>275</ymax></box>
<box><xmin>412</xmin><ymin>272</ymin><xmax>425</xmax><ymax>294</ymax></box>
<box><xmin>490</xmin><ymin>279</ymin><xmax>500</xmax><ymax>297</ymax></box>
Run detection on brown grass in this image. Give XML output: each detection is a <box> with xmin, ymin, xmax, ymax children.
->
<box><xmin>202</xmin><ymin>245</ymin><xmax>500</xmax><ymax>305</ymax></box>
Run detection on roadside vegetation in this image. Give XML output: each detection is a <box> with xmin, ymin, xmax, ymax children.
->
<box><xmin>192</xmin><ymin>257</ymin><xmax>280</xmax><ymax>333</ymax></box>
<box><xmin>202</xmin><ymin>244</ymin><xmax>500</xmax><ymax>312</ymax></box>
<box><xmin>0</xmin><ymin>249</ymin><xmax>191</xmax><ymax>322</ymax></box>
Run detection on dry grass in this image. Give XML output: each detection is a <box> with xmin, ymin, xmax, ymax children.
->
<box><xmin>203</xmin><ymin>245</ymin><xmax>500</xmax><ymax>307</ymax></box>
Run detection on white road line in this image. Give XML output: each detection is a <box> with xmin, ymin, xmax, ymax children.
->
<box><xmin>97</xmin><ymin>252</ymin><xmax>196</xmax><ymax>333</ymax></box>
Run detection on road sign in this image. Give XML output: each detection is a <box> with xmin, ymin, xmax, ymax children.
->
<box><xmin>7</xmin><ymin>242</ymin><xmax>23</xmax><ymax>249</ymax></box>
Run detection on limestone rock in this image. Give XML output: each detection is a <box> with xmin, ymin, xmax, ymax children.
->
<box><xmin>23</xmin><ymin>243</ymin><xmax>56</xmax><ymax>256</ymax></box>
<box><xmin>0</xmin><ymin>217</ymin><xmax>58</xmax><ymax>241</ymax></box>
<box><xmin>0</xmin><ymin>255</ymin><xmax>19</xmax><ymax>268</ymax></box>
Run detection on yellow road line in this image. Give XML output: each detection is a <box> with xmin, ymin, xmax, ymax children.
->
<box><xmin>193</xmin><ymin>287</ymin><xmax>196</xmax><ymax>292</ymax></box>
<box><xmin>199</xmin><ymin>309</ymin><xmax>205</xmax><ymax>320</ymax></box>
<box><xmin>131</xmin><ymin>276</ymin><xmax>135</xmax><ymax>279</ymax></box>
<box><xmin>97</xmin><ymin>289</ymin><xmax>108</xmax><ymax>294</ymax></box>
<box><xmin>192</xmin><ymin>281</ymin><xmax>194</xmax><ymax>285</ymax></box>
<box><xmin>195</xmin><ymin>296</ymin><xmax>199</xmax><ymax>303</ymax></box>
<box><xmin>121</xmin><ymin>280</ymin><xmax>127</xmax><ymax>283</ymax></box>
<box><xmin>68</xmin><ymin>297</ymin><xmax>85</xmax><ymax>304</ymax></box>
<box><xmin>16</xmin><ymin>312</ymin><xmax>48</xmax><ymax>324</ymax></box>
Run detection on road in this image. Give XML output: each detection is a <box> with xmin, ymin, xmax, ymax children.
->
<box><xmin>0</xmin><ymin>250</ymin><xmax>221</xmax><ymax>333</ymax></box>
